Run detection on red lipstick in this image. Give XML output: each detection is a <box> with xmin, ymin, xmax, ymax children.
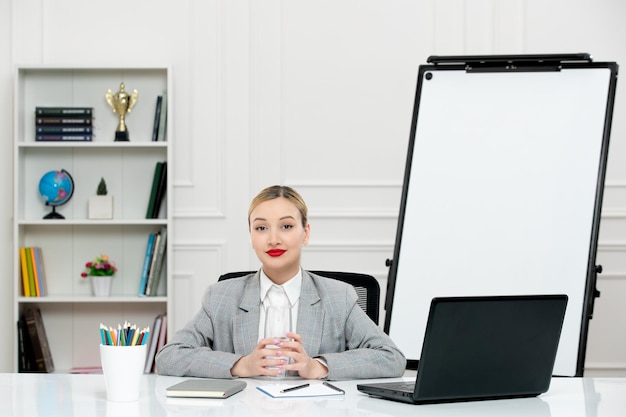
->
<box><xmin>266</xmin><ymin>249</ymin><xmax>286</xmax><ymax>257</ymax></box>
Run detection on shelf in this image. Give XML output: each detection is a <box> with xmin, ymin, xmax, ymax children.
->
<box><xmin>13</xmin><ymin>65</ymin><xmax>173</xmax><ymax>373</ymax></box>
<box><xmin>18</xmin><ymin>142</ymin><xmax>168</xmax><ymax>149</ymax></box>
<box><xmin>17</xmin><ymin>219</ymin><xmax>168</xmax><ymax>226</ymax></box>
<box><xmin>18</xmin><ymin>296</ymin><xmax>167</xmax><ymax>303</ymax></box>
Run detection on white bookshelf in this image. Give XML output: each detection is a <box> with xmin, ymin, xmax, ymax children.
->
<box><xmin>12</xmin><ymin>66</ymin><xmax>172</xmax><ymax>372</ymax></box>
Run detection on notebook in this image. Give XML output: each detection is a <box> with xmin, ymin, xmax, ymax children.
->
<box><xmin>358</xmin><ymin>294</ymin><xmax>568</xmax><ymax>404</ymax></box>
<box><xmin>166</xmin><ymin>379</ymin><xmax>247</xmax><ymax>399</ymax></box>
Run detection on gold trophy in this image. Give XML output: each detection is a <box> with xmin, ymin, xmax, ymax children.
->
<box><xmin>105</xmin><ymin>82</ymin><xmax>138</xmax><ymax>141</ymax></box>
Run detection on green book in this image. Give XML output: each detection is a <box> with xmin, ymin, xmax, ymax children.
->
<box><xmin>25</xmin><ymin>247</ymin><xmax>36</xmax><ymax>296</ymax></box>
<box><xmin>146</xmin><ymin>162</ymin><xmax>164</xmax><ymax>218</ymax></box>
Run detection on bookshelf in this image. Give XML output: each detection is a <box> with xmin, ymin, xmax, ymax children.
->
<box><xmin>12</xmin><ymin>66</ymin><xmax>172</xmax><ymax>372</ymax></box>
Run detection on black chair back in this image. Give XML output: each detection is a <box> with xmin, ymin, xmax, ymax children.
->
<box><xmin>218</xmin><ymin>270</ymin><xmax>380</xmax><ymax>324</ymax></box>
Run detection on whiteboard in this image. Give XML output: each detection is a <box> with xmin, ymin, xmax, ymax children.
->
<box><xmin>384</xmin><ymin>56</ymin><xmax>618</xmax><ymax>377</ymax></box>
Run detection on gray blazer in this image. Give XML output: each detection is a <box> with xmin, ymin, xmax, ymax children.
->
<box><xmin>155</xmin><ymin>270</ymin><xmax>406</xmax><ymax>380</ymax></box>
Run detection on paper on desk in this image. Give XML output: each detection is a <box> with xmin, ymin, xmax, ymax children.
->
<box><xmin>256</xmin><ymin>382</ymin><xmax>344</xmax><ymax>398</ymax></box>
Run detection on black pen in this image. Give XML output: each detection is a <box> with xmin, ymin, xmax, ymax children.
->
<box><xmin>323</xmin><ymin>381</ymin><xmax>345</xmax><ymax>394</ymax></box>
<box><xmin>280</xmin><ymin>383</ymin><xmax>310</xmax><ymax>393</ymax></box>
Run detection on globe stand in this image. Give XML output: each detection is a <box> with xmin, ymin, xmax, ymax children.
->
<box><xmin>43</xmin><ymin>205</ymin><xmax>65</xmax><ymax>220</ymax></box>
<box><xmin>39</xmin><ymin>169</ymin><xmax>74</xmax><ymax>220</ymax></box>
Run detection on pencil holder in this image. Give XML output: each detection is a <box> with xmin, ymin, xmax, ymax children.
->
<box><xmin>99</xmin><ymin>344</ymin><xmax>147</xmax><ymax>401</ymax></box>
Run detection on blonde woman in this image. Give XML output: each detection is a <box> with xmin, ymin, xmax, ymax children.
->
<box><xmin>156</xmin><ymin>185</ymin><xmax>406</xmax><ymax>380</ymax></box>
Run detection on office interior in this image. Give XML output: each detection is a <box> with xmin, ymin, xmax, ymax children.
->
<box><xmin>0</xmin><ymin>1</ymin><xmax>625</xmax><ymax>377</ymax></box>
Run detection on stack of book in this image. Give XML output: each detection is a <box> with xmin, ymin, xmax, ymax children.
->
<box><xmin>18</xmin><ymin>307</ymin><xmax>54</xmax><ymax>373</ymax></box>
<box><xmin>19</xmin><ymin>247</ymin><xmax>48</xmax><ymax>297</ymax></box>
<box><xmin>35</xmin><ymin>106</ymin><xmax>94</xmax><ymax>141</ymax></box>
<box><xmin>138</xmin><ymin>226</ymin><xmax>167</xmax><ymax>297</ymax></box>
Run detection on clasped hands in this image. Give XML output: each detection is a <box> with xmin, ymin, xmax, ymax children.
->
<box><xmin>230</xmin><ymin>332</ymin><xmax>328</xmax><ymax>379</ymax></box>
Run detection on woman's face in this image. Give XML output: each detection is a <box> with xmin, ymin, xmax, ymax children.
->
<box><xmin>249</xmin><ymin>197</ymin><xmax>310</xmax><ymax>283</ymax></box>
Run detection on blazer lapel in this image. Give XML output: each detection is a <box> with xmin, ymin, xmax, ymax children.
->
<box><xmin>232</xmin><ymin>273</ymin><xmax>262</xmax><ymax>354</ymax></box>
<box><xmin>296</xmin><ymin>272</ymin><xmax>323</xmax><ymax>356</ymax></box>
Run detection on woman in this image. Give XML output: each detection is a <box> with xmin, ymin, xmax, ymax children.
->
<box><xmin>155</xmin><ymin>185</ymin><xmax>406</xmax><ymax>380</ymax></box>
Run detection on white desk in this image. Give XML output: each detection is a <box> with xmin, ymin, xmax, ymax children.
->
<box><xmin>1</xmin><ymin>373</ymin><xmax>624</xmax><ymax>417</ymax></box>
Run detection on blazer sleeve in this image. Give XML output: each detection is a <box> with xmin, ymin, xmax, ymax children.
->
<box><xmin>155</xmin><ymin>282</ymin><xmax>246</xmax><ymax>379</ymax></box>
<box><xmin>310</xmin><ymin>276</ymin><xmax>407</xmax><ymax>380</ymax></box>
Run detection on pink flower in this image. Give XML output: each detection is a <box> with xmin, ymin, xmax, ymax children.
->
<box><xmin>81</xmin><ymin>254</ymin><xmax>117</xmax><ymax>278</ymax></box>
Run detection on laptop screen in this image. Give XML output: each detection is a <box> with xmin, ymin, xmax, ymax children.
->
<box><xmin>414</xmin><ymin>294</ymin><xmax>568</xmax><ymax>402</ymax></box>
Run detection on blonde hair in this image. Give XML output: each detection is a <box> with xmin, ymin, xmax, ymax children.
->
<box><xmin>248</xmin><ymin>185</ymin><xmax>308</xmax><ymax>228</ymax></box>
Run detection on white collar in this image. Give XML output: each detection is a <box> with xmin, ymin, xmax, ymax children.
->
<box><xmin>259</xmin><ymin>268</ymin><xmax>302</xmax><ymax>307</ymax></box>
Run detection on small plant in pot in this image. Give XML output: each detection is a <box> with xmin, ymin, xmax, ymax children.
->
<box><xmin>89</xmin><ymin>177</ymin><xmax>114</xmax><ymax>219</ymax></box>
<box><xmin>81</xmin><ymin>254</ymin><xmax>118</xmax><ymax>297</ymax></box>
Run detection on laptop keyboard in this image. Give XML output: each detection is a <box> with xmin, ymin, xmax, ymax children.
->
<box><xmin>379</xmin><ymin>381</ymin><xmax>415</xmax><ymax>392</ymax></box>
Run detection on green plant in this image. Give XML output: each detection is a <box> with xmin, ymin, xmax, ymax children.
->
<box><xmin>81</xmin><ymin>254</ymin><xmax>117</xmax><ymax>278</ymax></box>
<box><xmin>97</xmin><ymin>178</ymin><xmax>108</xmax><ymax>196</ymax></box>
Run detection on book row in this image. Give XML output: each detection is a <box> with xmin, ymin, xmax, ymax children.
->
<box><xmin>151</xmin><ymin>92</ymin><xmax>168</xmax><ymax>141</ymax></box>
<box><xmin>19</xmin><ymin>247</ymin><xmax>48</xmax><ymax>297</ymax></box>
<box><xmin>138</xmin><ymin>227</ymin><xmax>168</xmax><ymax>297</ymax></box>
<box><xmin>145</xmin><ymin>313</ymin><xmax>168</xmax><ymax>373</ymax></box>
<box><xmin>35</xmin><ymin>106</ymin><xmax>94</xmax><ymax>142</ymax></box>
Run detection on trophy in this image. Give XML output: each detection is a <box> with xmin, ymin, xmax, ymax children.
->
<box><xmin>105</xmin><ymin>82</ymin><xmax>138</xmax><ymax>141</ymax></box>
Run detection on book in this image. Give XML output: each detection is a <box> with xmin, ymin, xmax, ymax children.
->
<box><xmin>153</xmin><ymin>313</ymin><xmax>168</xmax><ymax>373</ymax></box>
<box><xmin>24</xmin><ymin>308</ymin><xmax>54</xmax><ymax>373</ymax></box>
<box><xmin>19</xmin><ymin>247</ymin><xmax>30</xmax><ymax>297</ymax></box>
<box><xmin>138</xmin><ymin>233</ymin><xmax>157</xmax><ymax>296</ymax></box>
<box><xmin>69</xmin><ymin>366</ymin><xmax>103</xmax><ymax>374</ymax></box>
<box><xmin>152</xmin><ymin>161</ymin><xmax>167</xmax><ymax>218</ymax></box>
<box><xmin>35</xmin><ymin>106</ymin><xmax>93</xmax><ymax>117</ymax></box>
<box><xmin>151</xmin><ymin>95</ymin><xmax>163</xmax><ymax>141</ymax></box>
<box><xmin>17</xmin><ymin>318</ymin><xmax>35</xmax><ymax>372</ymax></box>
<box><xmin>144</xmin><ymin>314</ymin><xmax>163</xmax><ymax>373</ymax></box>
<box><xmin>36</xmin><ymin>134</ymin><xmax>93</xmax><ymax>142</ymax></box>
<box><xmin>157</xmin><ymin>90</ymin><xmax>168</xmax><ymax>141</ymax></box>
<box><xmin>36</xmin><ymin>126</ymin><xmax>93</xmax><ymax>134</ymax></box>
<box><xmin>146</xmin><ymin>226</ymin><xmax>167</xmax><ymax>296</ymax></box>
<box><xmin>33</xmin><ymin>247</ymin><xmax>48</xmax><ymax>297</ymax></box>
<box><xmin>29</xmin><ymin>248</ymin><xmax>41</xmax><ymax>297</ymax></box>
<box><xmin>35</xmin><ymin>117</ymin><xmax>93</xmax><ymax>126</ymax></box>
<box><xmin>146</xmin><ymin>161</ymin><xmax>164</xmax><ymax>218</ymax></box>
<box><xmin>143</xmin><ymin>232</ymin><xmax>162</xmax><ymax>296</ymax></box>
<box><xmin>256</xmin><ymin>382</ymin><xmax>345</xmax><ymax>398</ymax></box>
<box><xmin>24</xmin><ymin>247</ymin><xmax>36</xmax><ymax>297</ymax></box>
<box><xmin>166</xmin><ymin>379</ymin><xmax>247</xmax><ymax>399</ymax></box>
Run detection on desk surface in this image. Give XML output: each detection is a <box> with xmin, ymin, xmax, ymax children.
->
<box><xmin>1</xmin><ymin>373</ymin><xmax>624</xmax><ymax>417</ymax></box>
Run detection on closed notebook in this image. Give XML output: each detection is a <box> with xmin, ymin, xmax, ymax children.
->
<box><xmin>166</xmin><ymin>379</ymin><xmax>246</xmax><ymax>399</ymax></box>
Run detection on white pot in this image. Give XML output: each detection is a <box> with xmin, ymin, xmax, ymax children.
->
<box><xmin>91</xmin><ymin>275</ymin><xmax>112</xmax><ymax>297</ymax></box>
<box><xmin>89</xmin><ymin>195</ymin><xmax>114</xmax><ymax>219</ymax></box>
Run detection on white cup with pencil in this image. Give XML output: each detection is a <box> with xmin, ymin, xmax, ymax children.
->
<box><xmin>99</xmin><ymin>321</ymin><xmax>149</xmax><ymax>402</ymax></box>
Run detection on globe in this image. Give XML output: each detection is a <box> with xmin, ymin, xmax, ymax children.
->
<box><xmin>38</xmin><ymin>169</ymin><xmax>74</xmax><ymax>219</ymax></box>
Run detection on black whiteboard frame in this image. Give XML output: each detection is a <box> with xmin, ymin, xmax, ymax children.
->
<box><xmin>384</xmin><ymin>54</ymin><xmax>619</xmax><ymax>377</ymax></box>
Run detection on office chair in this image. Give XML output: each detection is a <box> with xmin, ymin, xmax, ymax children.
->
<box><xmin>218</xmin><ymin>270</ymin><xmax>381</xmax><ymax>324</ymax></box>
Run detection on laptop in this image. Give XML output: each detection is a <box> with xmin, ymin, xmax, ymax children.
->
<box><xmin>358</xmin><ymin>294</ymin><xmax>568</xmax><ymax>404</ymax></box>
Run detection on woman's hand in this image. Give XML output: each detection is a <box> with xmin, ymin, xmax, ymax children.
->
<box><xmin>280</xmin><ymin>332</ymin><xmax>328</xmax><ymax>379</ymax></box>
<box><xmin>230</xmin><ymin>337</ymin><xmax>290</xmax><ymax>377</ymax></box>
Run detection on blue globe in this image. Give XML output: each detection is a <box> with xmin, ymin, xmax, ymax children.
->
<box><xmin>39</xmin><ymin>169</ymin><xmax>74</xmax><ymax>219</ymax></box>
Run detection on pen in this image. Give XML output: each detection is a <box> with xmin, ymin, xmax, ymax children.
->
<box><xmin>323</xmin><ymin>381</ymin><xmax>345</xmax><ymax>394</ymax></box>
<box><xmin>280</xmin><ymin>383</ymin><xmax>310</xmax><ymax>393</ymax></box>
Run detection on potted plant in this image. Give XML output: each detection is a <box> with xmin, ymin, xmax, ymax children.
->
<box><xmin>89</xmin><ymin>177</ymin><xmax>114</xmax><ymax>219</ymax></box>
<box><xmin>81</xmin><ymin>254</ymin><xmax>118</xmax><ymax>296</ymax></box>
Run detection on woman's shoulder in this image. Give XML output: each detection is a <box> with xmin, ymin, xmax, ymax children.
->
<box><xmin>305</xmin><ymin>270</ymin><xmax>355</xmax><ymax>293</ymax></box>
<box><xmin>209</xmin><ymin>272</ymin><xmax>258</xmax><ymax>294</ymax></box>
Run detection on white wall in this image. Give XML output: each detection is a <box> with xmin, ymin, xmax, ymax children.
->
<box><xmin>1</xmin><ymin>0</ymin><xmax>625</xmax><ymax>376</ymax></box>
